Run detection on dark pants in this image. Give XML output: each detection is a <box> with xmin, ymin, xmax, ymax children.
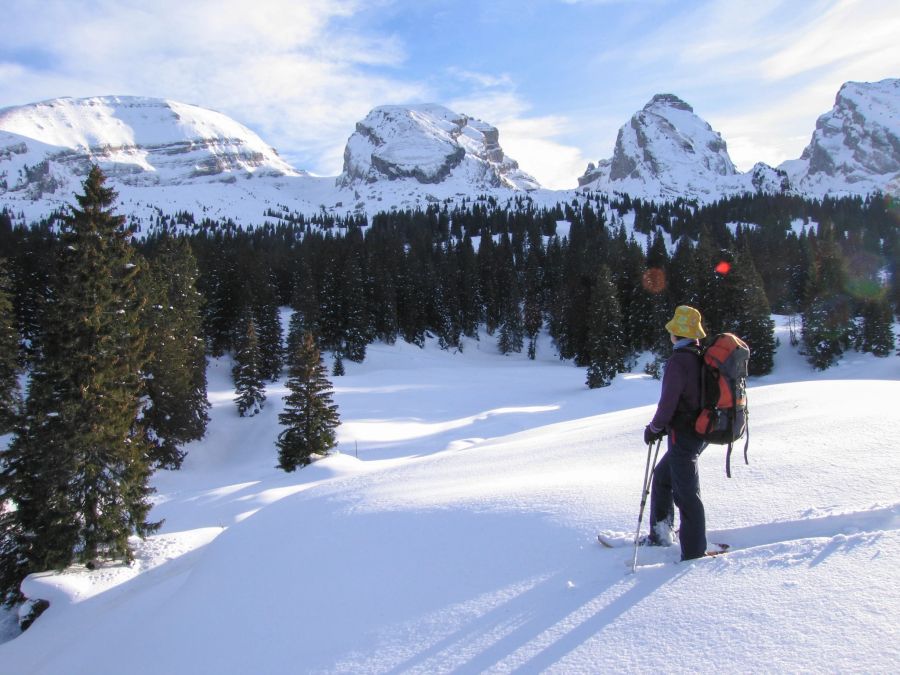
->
<box><xmin>649</xmin><ymin>430</ymin><xmax>708</xmax><ymax>560</ymax></box>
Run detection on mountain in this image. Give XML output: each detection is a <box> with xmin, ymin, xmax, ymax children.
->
<box><xmin>0</xmin><ymin>96</ymin><xmax>300</xmax><ymax>201</ymax></box>
<box><xmin>577</xmin><ymin>93</ymin><xmax>787</xmax><ymax>200</ymax></box>
<box><xmin>0</xmin><ymin>97</ymin><xmax>543</xmax><ymax>228</ymax></box>
<box><xmin>1</xmin><ymin>82</ymin><xmax>897</xmax><ymax>228</ymax></box>
<box><xmin>337</xmin><ymin>104</ymin><xmax>540</xmax><ymax>191</ymax></box>
<box><xmin>780</xmin><ymin>78</ymin><xmax>900</xmax><ymax>198</ymax></box>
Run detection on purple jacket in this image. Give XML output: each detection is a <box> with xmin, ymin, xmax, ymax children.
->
<box><xmin>649</xmin><ymin>342</ymin><xmax>702</xmax><ymax>433</ymax></box>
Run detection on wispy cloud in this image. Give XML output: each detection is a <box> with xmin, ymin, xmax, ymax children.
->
<box><xmin>448</xmin><ymin>71</ymin><xmax>589</xmax><ymax>190</ymax></box>
<box><xmin>760</xmin><ymin>0</ymin><xmax>900</xmax><ymax>82</ymax></box>
<box><xmin>588</xmin><ymin>0</ymin><xmax>900</xmax><ymax>170</ymax></box>
<box><xmin>0</xmin><ymin>0</ymin><xmax>425</xmax><ymax>175</ymax></box>
<box><xmin>2</xmin><ymin>0</ymin><xmax>897</xmax><ymax>183</ymax></box>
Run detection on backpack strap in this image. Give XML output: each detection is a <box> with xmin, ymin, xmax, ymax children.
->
<box><xmin>725</xmin><ymin>399</ymin><xmax>751</xmax><ymax>478</ymax></box>
<box><xmin>743</xmin><ymin>410</ymin><xmax>750</xmax><ymax>467</ymax></box>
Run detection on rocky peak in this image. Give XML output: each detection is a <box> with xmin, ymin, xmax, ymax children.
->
<box><xmin>784</xmin><ymin>79</ymin><xmax>900</xmax><ymax>196</ymax></box>
<box><xmin>644</xmin><ymin>94</ymin><xmax>694</xmax><ymax>113</ymax></box>
<box><xmin>337</xmin><ymin>104</ymin><xmax>539</xmax><ymax>191</ymax></box>
<box><xmin>579</xmin><ymin>92</ymin><xmax>737</xmax><ymax>199</ymax></box>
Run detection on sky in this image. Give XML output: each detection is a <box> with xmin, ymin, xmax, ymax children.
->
<box><xmin>1</xmin><ymin>0</ymin><xmax>898</xmax><ymax>189</ymax></box>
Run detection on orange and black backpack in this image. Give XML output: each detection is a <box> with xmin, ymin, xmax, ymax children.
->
<box><xmin>694</xmin><ymin>333</ymin><xmax>750</xmax><ymax>477</ymax></box>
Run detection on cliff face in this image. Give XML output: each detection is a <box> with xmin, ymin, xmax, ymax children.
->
<box><xmin>781</xmin><ymin>79</ymin><xmax>900</xmax><ymax>197</ymax></box>
<box><xmin>337</xmin><ymin>104</ymin><xmax>539</xmax><ymax>191</ymax></box>
<box><xmin>579</xmin><ymin>93</ymin><xmax>745</xmax><ymax>200</ymax></box>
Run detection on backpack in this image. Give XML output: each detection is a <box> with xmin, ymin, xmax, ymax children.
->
<box><xmin>694</xmin><ymin>333</ymin><xmax>750</xmax><ymax>477</ymax></box>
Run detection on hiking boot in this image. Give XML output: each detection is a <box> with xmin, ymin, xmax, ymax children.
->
<box><xmin>652</xmin><ymin>521</ymin><xmax>677</xmax><ymax>546</ymax></box>
<box><xmin>637</xmin><ymin>534</ymin><xmax>669</xmax><ymax>547</ymax></box>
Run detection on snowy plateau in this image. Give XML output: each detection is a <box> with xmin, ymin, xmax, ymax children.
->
<box><xmin>1</xmin><ymin>78</ymin><xmax>899</xmax><ymax>231</ymax></box>
<box><xmin>0</xmin><ymin>316</ymin><xmax>898</xmax><ymax>673</ymax></box>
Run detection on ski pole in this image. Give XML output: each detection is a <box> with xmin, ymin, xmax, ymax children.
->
<box><xmin>631</xmin><ymin>437</ymin><xmax>662</xmax><ymax>573</ymax></box>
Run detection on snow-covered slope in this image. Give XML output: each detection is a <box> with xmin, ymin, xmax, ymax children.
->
<box><xmin>1</xmin><ymin>318</ymin><xmax>898</xmax><ymax>673</ymax></box>
<box><xmin>1</xmin><ymin>80</ymin><xmax>897</xmax><ymax>229</ymax></box>
<box><xmin>0</xmin><ymin>97</ymin><xmax>548</xmax><ymax>227</ymax></box>
<box><xmin>0</xmin><ymin>96</ymin><xmax>300</xmax><ymax>199</ymax></box>
<box><xmin>780</xmin><ymin>78</ymin><xmax>900</xmax><ymax>198</ymax></box>
<box><xmin>578</xmin><ymin>94</ymin><xmax>788</xmax><ymax>201</ymax></box>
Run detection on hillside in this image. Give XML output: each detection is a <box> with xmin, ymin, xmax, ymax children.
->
<box><xmin>1</xmin><ymin>317</ymin><xmax>898</xmax><ymax>673</ymax></box>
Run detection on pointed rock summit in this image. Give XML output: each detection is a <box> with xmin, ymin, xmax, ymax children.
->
<box><xmin>780</xmin><ymin>78</ymin><xmax>900</xmax><ymax>197</ymax></box>
<box><xmin>337</xmin><ymin>104</ymin><xmax>539</xmax><ymax>191</ymax></box>
<box><xmin>579</xmin><ymin>93</ymin><xmax>740</xmax><ymax>200</ymax></box>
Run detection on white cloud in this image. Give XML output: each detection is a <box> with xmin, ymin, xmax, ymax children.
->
<box><xmin>450</xmin><ymin>90</ymin><xmax>589</xmax><ymax>190</ymax></box>
<box><xmin>589</xmin><ymin>0</ymin><xmax>900</xmax><ymax>172</ymax></box>
<box><xmin>760</xmin><ymin>0</ymin><xmax>900</xmax><ymax>82</ymax></box>
<box><xmin>4</xmin><ymin>0</ymin><xmax>897</xmax><ymax>183</ymax></box>
<box><xmin>0</xmin><ymin>0</ymin><xmax>423</xmax><ymax>175</ymax></box>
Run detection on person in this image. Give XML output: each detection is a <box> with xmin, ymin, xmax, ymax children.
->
<box><xmin>643</xmin><ymin>305</ymin><xmax>709</xmax><ymax>560</ymax></box>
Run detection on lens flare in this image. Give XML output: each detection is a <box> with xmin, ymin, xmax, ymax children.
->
<box><xmin>642</xmin><ymin>268</ymin><xmax>666</xmax><ymax>294</ymax></box>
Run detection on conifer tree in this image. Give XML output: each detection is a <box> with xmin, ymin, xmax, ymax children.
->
<box><xmin>0</xmin><ymin>166</ymin><xmax>158</xmax><ymax>605</ymax></box>
<box><xmin>0</xmin><ymin>261</ymin><xmax>21</xmax><ymax>433</ymax></box>
<box><xmin>200</xmin><ymin>235</ymin><xmax>240</xmax><ymax>356</ymax></box>
<box><xmin>857</xmin><ymin>293</ymin><xmax>895</xmax><ymax>357</ymax></box>
<box><xmin>612</xmin><ymin>228</ymin><xmax>653</xmax><ymax>360</ymax></box>
<box><xmin>289</xmin><ymin>255</ymin><xmax>320</xmax><ymax>338</ymax></box>
<box><xmin>643</xmin><ymin>230</ymin><xmax>673</xmax><ymax>376</ymax></box>
<box><xmin>802</xmin><ymin>229</ymin><xmax>854</xmax><ymax>370</ymax></box>
<box><xmin>585</xmin><ymin>265</ymin><xmax>626</xmax><ymax>388</ymax></box>
<box><xmin>478</xmin><ymin>235</ymin><xmax>500</xmax><ymax>334</ymax></box>
<box><xmin>339</xmin><ymin>238</ymin><xmax>370</xmax><ymax>362</ymax></box>
<box><xmin>523</xmin><ymin>246</ymin><xmax>543</xmax><ymax>359</ymax></box>
<box><xmin>457</xmin><ymin>235</ymin><xmax>481</xmax><ymax>338</ymax></box>
<box><xmin>496</xmin><ymin>237</ymin><xmax>524</xmax><ymax>354</ymax></box>
<box><xmin>142</xmin><ymin>237</ymin><xmax>210</xmax><ymax>469</ymax></box>
<box><xmin>252</xmin><ymin>271</ymin><xmax>284</xmax><ymax>381</ymax></box>
<box><xmin>233</xmin><ymin>313</ymin><xmax>266</xmax><ymax>416</ymax></box>
<box><xmin>277</xmin><ymin>332</ymin><xmax>340</xmax><ymax>471</ymax></box>
<box><xmin>497</xmin><ymin>283</ymin><xmax>524</xmax><ymax>355</ymax></box>
<box><xmin>332</xmin><ymin>351</ymin><xmax>345</xmax><ymax>377</ymax></box>
<box><xmin>717</xmin><ymin>248</ymin><xmax>777</xmax><ymax>375</ymax></box>
<box><xmin>667</xmin><ymin>236</ymin><xmax>699</xmax><ymax>309</ymax></box>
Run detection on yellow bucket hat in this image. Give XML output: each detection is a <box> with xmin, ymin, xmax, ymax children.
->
<box><xmin>665</xmin><ymin>305</ymin><xmax>706</xmax><ymax>339</ymax></box>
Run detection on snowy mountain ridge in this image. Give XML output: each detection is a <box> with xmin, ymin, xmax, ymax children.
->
<box><xmin>0</xmin><ymin>96</ymin><xmax>299</xmax><ymax>203</ymax></box>
<box><xmin>1</xmin><ymin>79</ymin><xmax>898</xmax><ymax>228</ymax></box>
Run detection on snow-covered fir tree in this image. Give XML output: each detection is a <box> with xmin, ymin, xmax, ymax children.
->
<box><xmin>232</xmin><ymin>313</ymin><xmax>266</xmax><ymax>417</ymax></box>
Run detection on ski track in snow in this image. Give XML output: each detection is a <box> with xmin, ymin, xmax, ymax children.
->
<box><xmin>1</xmin><ymin>316</ymin><xmax>899</xmax><ymax>673</ymax></box>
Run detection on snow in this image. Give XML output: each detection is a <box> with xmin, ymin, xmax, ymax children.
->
<box><xmin>1</xmin><ymin>317</ymin><xmax>899</xmax><ymax>673</ymax></box>
<box><xmin>3</xmin><ymin>82</ymin><xmax>898</xmax><ymax>232</ymax></box>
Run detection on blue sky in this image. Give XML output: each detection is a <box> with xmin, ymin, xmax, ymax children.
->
<box><xmin>2</xmin><ymin>0</ymin><xmax>898</xmax><ymax>188</ymax></box>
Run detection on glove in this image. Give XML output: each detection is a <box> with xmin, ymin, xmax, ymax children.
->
<box><xmin>644</xmin><ymin>425</ymin><xmax>664</xmax><ymax>445</ymax></box>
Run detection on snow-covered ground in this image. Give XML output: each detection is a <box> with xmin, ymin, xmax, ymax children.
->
<box><xmin>1</xmin><ymin>317</ymin><xmax>898</xmax><ymax>673</ymax></box>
